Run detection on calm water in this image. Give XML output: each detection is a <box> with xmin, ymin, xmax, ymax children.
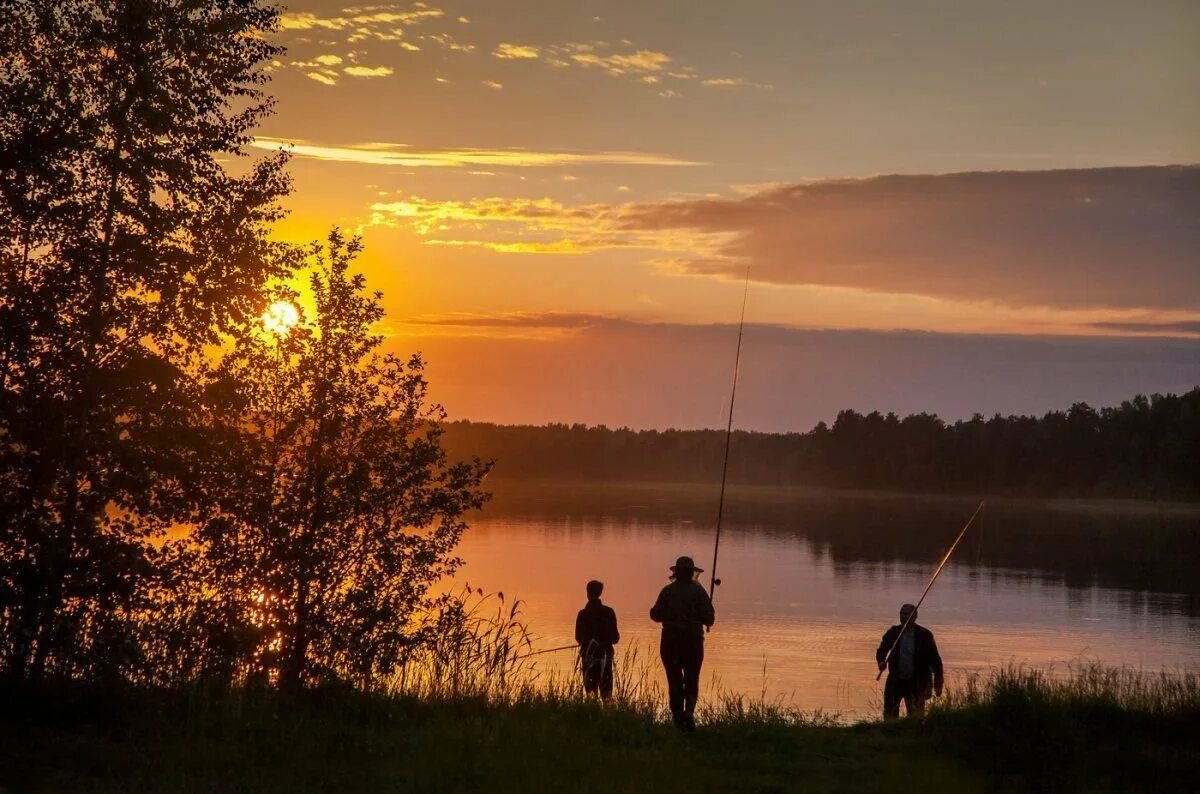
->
<box><xmin>455</xmin><ymin>483</ymin><xmax>1200</xmax><ymax>720</ymax></box>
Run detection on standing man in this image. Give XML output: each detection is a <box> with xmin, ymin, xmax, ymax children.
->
<box><xmin>575</xmin><ymin>579</ymin><xmax>620</xmax><ymax>701</ymax></box>
<box><xmin>650</xmin><ymin>556</ymin><xmax>715</xmax><ymax>731</ymax></box>
<box><xmin>876</xmin><ymin>603</ymin><xmax>944</xmax><ymax>719</ymax></box>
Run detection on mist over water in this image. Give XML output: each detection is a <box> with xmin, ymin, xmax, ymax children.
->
<box><xmin>456</xmin><ymin>483</ymin><xmax>1200</xmax><ymax>719</ymax></box>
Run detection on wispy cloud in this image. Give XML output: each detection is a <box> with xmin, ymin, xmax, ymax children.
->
<box><xmin>280</xmin><ymin>5</ymin><xmax>444</xmax><ymax>34</ymax></box>
<box><xmin>276</xmin><ymin>6</ymin><xmax>758</xmax><ymax>95</ymax></box>
<box><xmin>343</xmin><ymin>65</ymin><xmax>394</xmax><ymax>77</ymax></box>
<box><xmin>570</xmin><ymin>49</ymin><xmax>671</xmax><ymax>75</ymax></box>
<box><xmin>1089</xmin><ymin>320</ymin><xmax>1200</xmax><ymax>336</ymax></box>
<box><xmin>422</xmin><ymin>31</ymin><xmax>474</xmax><ymax>52</ymax></box>
<box><xmin>291</xmin><ymin>59</ymin><xmax>395</xmax><ymax>85</ymax></box>
<box><xmin>362</xmin><ymin>195</ymin><xmax>725</xmax><ymax>259</ymax></box>
<box><xmin>252</xmin><ymin>137</ymin><xmax>702</xmax><ymax>169</ymax></box>
<box><xmin>408</xmin><ymin>311</ymin><xmax>605</xmax><ymax>329</ymax></box>
<box><xmin>494</xmin><ymin>43</ymin><xmax>540</xmax><ymax>59</ymax></box>
<box><xmin>487</xmin><ymin>39</ymin><xmax>754</xmax><ymax>94</ymax></box>
<box><xmin>395</xmin><ymin>310</ymin><xmax>612</xmax><ymax>340</ymax></box>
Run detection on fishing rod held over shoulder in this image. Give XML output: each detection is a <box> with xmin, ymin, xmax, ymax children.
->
<box><xmin>708</xmin><ymin>265</ymin><xmax>752</xmax><ymax>605</ymax></box>
<box><xmin>876</xmin><ymin>500</ymin><xmax>986</xmax><ymax>682</ymax></box>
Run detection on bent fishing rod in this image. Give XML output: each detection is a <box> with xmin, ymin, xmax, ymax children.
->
<box><xmin>708</xmin><ymin>265</ymin><xmax>752</xmax><ymax>605</ymax></box>
<box><xmin>876</xmin><ymin>500</ymin><xmax>986</xmax><ymax>681</ymax></box>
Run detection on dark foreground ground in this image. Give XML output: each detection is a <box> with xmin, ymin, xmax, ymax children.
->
<box><xmin>2</xmin><ymin>678</ymin><xmax>1198</xmax><ymax>793</ymax></box>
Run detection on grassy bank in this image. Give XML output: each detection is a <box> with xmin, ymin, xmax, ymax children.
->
<box><xmin>2</xmin><ymin>665</ymin><xmax>1196</xmax><ymax>793</ymax></box>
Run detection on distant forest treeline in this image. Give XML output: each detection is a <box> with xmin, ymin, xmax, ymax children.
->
<box><xmin>443</xmin><ymin>388</ymin><xmax>1200</xmax><ymax>500</ymax></box>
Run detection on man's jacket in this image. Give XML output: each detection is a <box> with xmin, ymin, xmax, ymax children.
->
<box><xmin>876</xmin><ymin>622</ymin><xmax>944</xmax><ymax>690</ymax></box>
<box><xmin>649</xmin><ymin>580</ymin><xmax>715</xmax><ymax>637</ymax></box>
<box><xmin>575</xmin><ymin>599</ymin><xmax>619</xmax><ymax>659</ymax></box>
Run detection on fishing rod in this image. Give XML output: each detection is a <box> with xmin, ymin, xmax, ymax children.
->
<box><xmin>513</xmin><ymin>643</ymin><xmax>578</xmax><ymax>661</ymax></box>
<box><xmin>709</xmin><ymin>265</ymin><xmax>752</xmax><ymax>603</ymax></box>
<box><xmin>876</xmin><ymin>500</ymin><xmax>986</xmax><ymax>681</ymax></box>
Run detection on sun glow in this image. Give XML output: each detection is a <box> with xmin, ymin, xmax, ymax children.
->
<box><xmin>262</xmin><ymin>300</ymin><xmax>300</xmax><ymax>336</ymax></box>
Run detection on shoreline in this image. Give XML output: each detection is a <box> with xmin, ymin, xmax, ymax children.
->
<box><xmin>480</xmin><ymin>478</ymin><xmax>1200</xmax><ymax>517</ymax></box>
<box><xmin>4</xmin><ymin>664</ymin><xmax>1196</xmax><ymax>792</ymax></box>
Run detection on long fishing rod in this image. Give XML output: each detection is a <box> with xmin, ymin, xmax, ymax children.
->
<box><xmin>513</xmin><ymin>643</ymin><xmax>578</xmax><ymax>661</ymax></box>
<box><xmin>876</xmin><ymin>500</ymin><xmax>985</xmax><ymax>681</ymax></box>
<box><xmin>709</xmin><ymin>265</ymin><xmax>752</xmax><ymax>603</ymax></box>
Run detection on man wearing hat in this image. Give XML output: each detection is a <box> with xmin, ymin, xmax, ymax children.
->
<box><xmin>876</xmin><ymin>603</ymin><xmax>944</xmax><ymax>719</ymax></box>
<box><xmin>649</xmin><ymin>555</ymin><xmax>715</xmax><ymax>730</ymax></box>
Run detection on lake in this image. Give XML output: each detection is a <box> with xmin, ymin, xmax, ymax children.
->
<box><xmin>454</xmin><ymin>482</ymin><xmax>1200</xmax><ymax>720</ymax></box>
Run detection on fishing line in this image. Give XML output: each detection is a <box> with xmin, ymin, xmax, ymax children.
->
<box><xmin>876</xmin><ymin>500</ymin><xmax>986</xmax><ymax>681</ymax></box>
<box><xmin>974</xmin><ymin>501</ymin><xmax>987</xmax><ymax>566</ymax></box>
<box><xmin>709</xmin><ymin>264</ymin><xmax>752</xmax><ymax>604</ymax></box>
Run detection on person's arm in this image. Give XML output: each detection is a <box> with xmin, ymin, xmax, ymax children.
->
<box><xmin>649</xmin><ymin>587</ymin><xmax>667</xmax><ymax>623</ymax></box>
<box><xmin>876</xmin><ymin>627</ymin><xmax>897</xmax><ymax>670</ymax></box>
<box><xmin>698</xmin><ymin>586</ymin><xmax>715</xmax><ymax>628</ymax></box>
<box><xmin>607</xmin><ymin>608</ymin><xmax>620</xmax><ymax>645</ymax></box>
<box><xmin>575</xmin><ymin>610</ymin><xmax>585</xmax><ymax>646</ymax></box>
<box><xmin>927</xmin><ymin>631</ymin><xmax>944</xmax><ymax>695</ymax></box>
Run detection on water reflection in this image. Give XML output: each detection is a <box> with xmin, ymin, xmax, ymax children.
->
<box><xmin>481</xmin><ymin>482</ymin><xmax>1200</xmax><ymax>616</ymax></box>
<box><xmin>458</xmin><ymin>483</ymin><xmax>1200</xmax><ymax>718</ymax></box>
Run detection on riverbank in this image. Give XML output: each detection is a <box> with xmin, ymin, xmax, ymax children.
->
<box><xmin>483</xmin><ymin>478</ymin><xmax>1200</xmax><ymax>518</ymax></box>
<box><xmin>3</xmin><ymin>666</ymin><xmax>1196</xmax><ymax>792</ymax></box>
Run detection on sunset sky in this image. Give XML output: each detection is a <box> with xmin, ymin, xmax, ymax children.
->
<box><xmin>260</xmin><ymin>0</ymin><xmax>1199</xmax><ymax>430</ymax></box>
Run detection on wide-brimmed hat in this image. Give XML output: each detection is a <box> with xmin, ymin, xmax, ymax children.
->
<box><xmin>670</xmin><ymin>555</ymin><xmax>703</xmax><ymax>573</ymax></box>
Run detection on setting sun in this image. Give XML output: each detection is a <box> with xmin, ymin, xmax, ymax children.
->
<box><xmin>262</xmin><ymin>300</ymin><xmax>299</xmax><ymax>336</ymax></box>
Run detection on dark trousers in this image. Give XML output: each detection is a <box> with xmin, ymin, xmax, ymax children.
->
<box><xmin>883</xmin><ymin>675</ymin><xmax>929</xmax><ymax>719</ymax></box>
<box><xmin>581</xmin><ymin>646</ymin><xmax>614</xmax><ymax>699</ymax></box>
<box><xmin>660</xmin><ymin>629</ymin><xmax>704</xmax><ymax>719</ymax></box>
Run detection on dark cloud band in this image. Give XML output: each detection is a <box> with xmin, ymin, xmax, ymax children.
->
<box><xmin>622</xmin><ymin>165</ymin><xmax>1200</xmax><ymax>310</ymax></box>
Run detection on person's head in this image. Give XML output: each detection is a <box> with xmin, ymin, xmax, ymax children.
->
<box><xmin>900</xmin><ymin>603</ymin><xmax>917</xmax><ymax>623</ymax></box>
<box><xmin>670</xmin><ymin>556</ymin><xmax>703</xmax><ymax>582</ymax></box>
<box><xmin>586</xmin><ymin>579</ymin><xmax>604</xmax><ymax>600</ymax></box>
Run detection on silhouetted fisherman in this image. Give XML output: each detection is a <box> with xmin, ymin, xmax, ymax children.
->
<box><xmin>650</xmin><ymin>556</ymin><xmax>715</xmax><ymax>730</ymax></box>
<box><xmin>876</xmin><ymin>603</ymin><xmax>944</xmax><ymax>719</ymax></box>
<box><xmin>575</xmin><ymin>579</ymin><xmax>620</xmax><ymax>700</ymax></box>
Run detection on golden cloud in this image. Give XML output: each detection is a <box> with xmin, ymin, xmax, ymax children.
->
<box><xmin>343</xmin><ymin>65</ymin><xmax>394</xmax><ymax>77</ymax></box>
<box><xmin>251</xmin><ymin>137</ymin><xmax>702</xmax><ymax>169</ymax></box>
<box><xmin>361</xmin><ymin>196</ymin><xmax>730</xmax><ymax>261</ymax></box>
<box><xmin>570</xmin><ymin>49</ymin><xmax>671</xmax><ymax>75</ymax></box>
<box><xmin>494</xmin><ymin>43</ymin><xmax>540</xmax><ymax>59</ymax></box>
<box><xmin>280</xmin><ymin>6</ymin><xmax>444</xmax><ymax>32</ymax></box>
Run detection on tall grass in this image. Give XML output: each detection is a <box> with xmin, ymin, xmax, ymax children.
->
<box><xmin>923</xmin><ymin>661</ymin><xmax>1200</xmax><ymax>790</ymax></box>
<box><xmin>384</xmin><ymin>587</ymin><xmax>842</xmax><ymax>726</ymax></box>
<box><xmin>2</xmin><ymin>641</ymin><xmax>1196</xmax><ymax>791</ymax></box>
<box><xmin>935</xmin><ymin>661</ymin><xmax>1200</xmax><ymax>716</ymax></box>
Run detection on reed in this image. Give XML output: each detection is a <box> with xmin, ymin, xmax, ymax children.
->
<box><xmin>935</xmin><ymin>660</ymin><xmax>1200</xmax><ymax>716</ymax></box>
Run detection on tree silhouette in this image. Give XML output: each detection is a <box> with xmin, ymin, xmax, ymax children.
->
<box><xmin>162</xmin><ymin>233</ymin><xmax>491</xmax><ymax>690</ymax></box>
<box><xmin>439</xmin><ymin>387</ymin><xmax>1200</xmax><ymax>500</ymax></box>
<box><xmin>0</xmin><ymin>0</ymin><xmax>290</xmax><ymax>678</ymax></box>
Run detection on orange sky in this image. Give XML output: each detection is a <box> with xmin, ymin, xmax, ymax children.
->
<box><xmin>253</xmin><ymin>1</ymin><xmax>1199</xmax><ymax>429</ymax></box>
